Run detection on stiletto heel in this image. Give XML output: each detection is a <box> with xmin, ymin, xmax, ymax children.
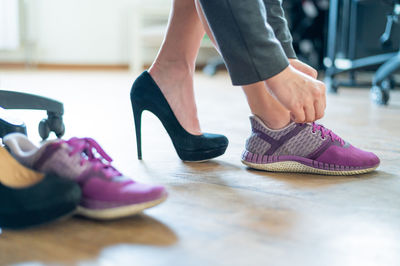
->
<box><xmin>133</xmin><ymin>108</ymin><xmax>143</xmax><ymax>160</ymax></box>
<box><xmin>130</xmin><ymin>71</ymin><xmax>229</xmax><ymax>162</ymax></box>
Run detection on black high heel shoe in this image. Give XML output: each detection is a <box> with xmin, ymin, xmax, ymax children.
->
<box><xmin>130</xmin><ymin>71</ymin><xmax>228</xmax><ymax>162</ymax></box>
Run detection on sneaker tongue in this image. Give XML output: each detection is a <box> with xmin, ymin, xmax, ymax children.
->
<box><xmin>33</xmin><ymin>140</ymin><xmax>64</xmax><ymax>171</ymax></box>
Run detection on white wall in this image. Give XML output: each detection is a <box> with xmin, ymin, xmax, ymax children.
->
<box><xmin>0</xmin><ymin>0</ymin><xmax>158</xmax><ymax>65</ymax></box>
<box><xmin>0</xmin><ymin>0</ymin><xmax>20</xmax><ymax>50</ymax></box>
<box><xmin>0</xmin><ymin>0</ymin><xmax>217</xmax><ymax>66</ymax></box>
<box><xmin>35</xmin><ymin>0</ymin><xmax>131</xmax><ymax>64</ymax></box>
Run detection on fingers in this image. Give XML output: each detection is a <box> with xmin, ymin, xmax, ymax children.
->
<box><xmin>291</xmin><ymin>104</ymin><xmax>315</xmax><ymax>123</ymax></box>
<box><xmin>289</xmin><ymin>59</ymin><xmax>318</xmax><ymax>79</ymax></box>
<box><xmin>306</xmin><ymin>67</ymin><xmax>318</xmax><ymax>79</ymax></box>
<box><xmin>290</xmin><ymin>103</ymin><xmax>305</xmax><ymax>123</ymax></box>
<box><xmin>315</xmin><ymin>80</ymin><xmax>327</xmax><ymax>117</ymax></box>
<box><xmin>303</xmin><ymin>104</ymin><xmax>316</xmax><ymax>122</ymax></box>
<box><xmin>292</xmin><ymin>103</ymin><xmax>321</xmax><ymax>123</ymax></box>
<box><xmin>297</xmin><ymin>62</ymin><xmax>318</xmax><ymax>79</ymax></box>
<box><xmin>265</xmin><ymin>65</ymin><xmax>327</xmax><ymax>124</ymax></box>
<box><xmin>291</xmin><ymin>81</ymin><xmax>325</xmax><ymax>123</ymax></box>
<box><xmin>314</xmin><ymin>99</ymin><xmax>325</xmax><ymax>120</ymax></box>
<box><xmin>320</xmin><ymin>82</ymin><xmax>327</xmax><ymax>114</ymax></box>
<box><xmin>306</xmin><ymin>80</ymin><xmax>326</xmax><ymax>121</ymax></box>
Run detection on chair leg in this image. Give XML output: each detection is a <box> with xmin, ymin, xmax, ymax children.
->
<box><xmin>371</xmin><ymin>53</ymin><xmax>400</xmax><ymax>105</ymax></box>
<box><xmin>373</xmin><ymin>53</ymin><xmax>400</xmax><ymax>86</ymax></box>
<box><xmin>0</xmin><ymin>90</ymin><xmax>63</xmax><ymax>114</ymax></box>
<box><xmin>0</xmin><ymin>90</ymin><xmax>65</xmax><ymax>140</ymax></box>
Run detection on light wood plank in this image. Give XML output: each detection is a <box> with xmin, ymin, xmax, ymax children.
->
<box><xmin>0</xmin><ymin>70</ymin><xmax>399</xmax><ymax>266</ymax></box>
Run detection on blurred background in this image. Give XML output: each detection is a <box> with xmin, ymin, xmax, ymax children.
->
<box><xmin>0</xmin><ymin>0</ymin><xmax>399</xmax><ymax>69</ymax></box>
<box><xmin>1</xmin><ymin>0</ymin><xmax>400</xmax><ymax>140</ymax></box>
<box><xmin>1</xmin><ymin>0</ymin><xmax>399</xmax><ymax>71</ymax></box>
<box><xmin>1</xmin><ymin>0</ymin><xmax>400</xmax><ymax>137</ymax></box>
<box><xmin>0</xmin><ymin>0</ymin><xmax>218</xmax><ymax>71</ymax></box>
<box><xmin>2</xmin><ymin>0</ymin><xmax>400</xmax><ymax>102</ymax></box>
<box><xmin>1</xmin><ymin>1</ymin><xmax>400</xmax><ymax>265</ymax></box>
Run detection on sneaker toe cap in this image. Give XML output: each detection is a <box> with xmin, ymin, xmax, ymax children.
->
<box><xmin>122</xmin><ymin>182</ymin><xmax>167</xmax><ymax>203</ymax></box>
<box><xmin>83</xmin><ymin>177</ymin><xmax>167</xmax><ymax>205</ymax></box>
<box><xmin>316</xmin><ymin>144</ymin><xmax>380</xmax><ymax>168</ymax></box>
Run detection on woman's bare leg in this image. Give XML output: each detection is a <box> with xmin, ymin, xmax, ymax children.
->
<box><xmin>148</xmin><ymin>0</ymin><xmax>205</xmax><ymax>135</ymax></box>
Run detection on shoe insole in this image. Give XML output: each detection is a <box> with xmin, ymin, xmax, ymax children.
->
<box><xmin>0</xmin><ymin>146</ymin><xmax>44</xmax><ymax>188</ymax></box>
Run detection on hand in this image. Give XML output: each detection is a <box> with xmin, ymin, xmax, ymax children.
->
<box><xmin>289</xmin><ymin>59</ymin><xmax>318</xmax><ymax>79</ymax></box>
<box><xmin>265</xmin><ymin>65</ymin><xmax>326</xmax><ymax>123</ymax></box>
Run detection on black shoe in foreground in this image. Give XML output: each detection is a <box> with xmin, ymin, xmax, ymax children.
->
<box><xmin>0</xmin><ymin>147</ymin><xmax>81</xmax><ymax>229</ymax></box>
<box><xmin>130</xmin><ymin>71</ymin><xmax>228</xmax><ymax>162</ymax></box>
<box><xmin>0</xmin><ymin>176</ymin><xmax>81</xmax><ymax>229</ymax></box>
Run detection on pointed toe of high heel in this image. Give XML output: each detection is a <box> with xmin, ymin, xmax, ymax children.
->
<box><xmin>175</xmin><ymin>133</ymin><xmax>229</xmax><ymax>162</ymax></box>
<box><xmin>130</xmin><ymin>71</ymin><xmax>229</xmax><ymax>162</ymax></box>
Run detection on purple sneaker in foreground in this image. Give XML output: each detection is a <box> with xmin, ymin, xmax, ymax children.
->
<box><xmin>3</xmin><ymin>133</ymin><xmax>167</xmax><ymax>220</ymax></box>
<box><xmin>242</xmin><ymin>116</ymin><xmax>380</xmax><ymax>175</ymax></box>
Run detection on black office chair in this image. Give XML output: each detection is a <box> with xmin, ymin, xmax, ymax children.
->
<box><xmin>371</xmin><ymin>0</ymin><xmax>400</xmax><ymax>104</ymax></box>
<box><xmin>0</xmin><ymin>90</ymin><xmax>65</xmax><ymax>140</ymax></box>
<box><xmin>324</xmin><ymin>0</ymin><xmax>399</xmax><ymax>105</ymax></box>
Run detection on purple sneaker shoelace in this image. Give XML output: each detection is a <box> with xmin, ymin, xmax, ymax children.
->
<box><xmin>65</xmin><ymin>137</ymin><xmax>122</xmax><ymax>180</ymax></box>
<box><xmin>311</xmin><ymin>122</ymin><xmax>345</xmax><ymax>146</ymax></box>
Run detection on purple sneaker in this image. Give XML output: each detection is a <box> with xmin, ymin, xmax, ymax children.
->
<box><xmin>3</xmin><ymin>133</ymin><xmax>167</xmax><ymax>220</ymax></box>
<box><xmin>241</xmin><ymin>116</ymin><xmax>380</xmax><ymax>175</ymax></box>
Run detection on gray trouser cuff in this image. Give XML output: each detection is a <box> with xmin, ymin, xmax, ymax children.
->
<box><xmin>281</xmin><ymin>41</ymin><xmax>297</xmax><ymax>59</ymax></box>
<box><xmin>199</xmin><ymin>0</ymin><xmax>290</xmax><ymax>86</ymax></box>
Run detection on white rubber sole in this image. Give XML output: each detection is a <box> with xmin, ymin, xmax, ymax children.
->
<box><xmin>76</xmin><ymin>195</ymin><xmax>167</xmax><ymax>220</ymax></box>
<box><xmin>242</xmin><ymin>160</ymin><xmax>379</xmax><ymax>176</ymax></box>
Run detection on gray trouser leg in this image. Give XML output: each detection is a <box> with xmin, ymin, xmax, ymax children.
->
<box><xmin>199</xmin><ymin>0</ymin><xmax>289</xmax><ymax>85</ymax></box>
<box><xmin>265</xmin><ymin>0</ymin><xmax>297</xmax><ymax>59</ymax></box>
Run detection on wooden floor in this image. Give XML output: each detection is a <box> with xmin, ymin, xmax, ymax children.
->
<box><xmin>0</xmin><ymin>70</ymin><xmax>399</xmax><ymax>266</ymax></box>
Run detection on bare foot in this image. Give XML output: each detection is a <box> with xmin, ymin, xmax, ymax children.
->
<box><xmin>148</xmin><ymin>61</ymin><xmax>202</xmax><ymax>135</ymax></box>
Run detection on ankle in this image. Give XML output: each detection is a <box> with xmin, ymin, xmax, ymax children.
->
<box><xmin>149</xmin><ymin>60</ymin><xmax>194</xmax><ymax>94</ymax></box>
<box><xmin>149</xmin><ymin>59</ymin><xmax>194</xmax><ymax>81</ymax></box>
<box><xmin>255</xmin><ymin>111</ymin><xmax>291</xmax><ymax>130</ymax></box>
<box><xmin>147</xmin><ymin>59</ymin><xmax>202</xmax><ymax>135</ymax></box>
